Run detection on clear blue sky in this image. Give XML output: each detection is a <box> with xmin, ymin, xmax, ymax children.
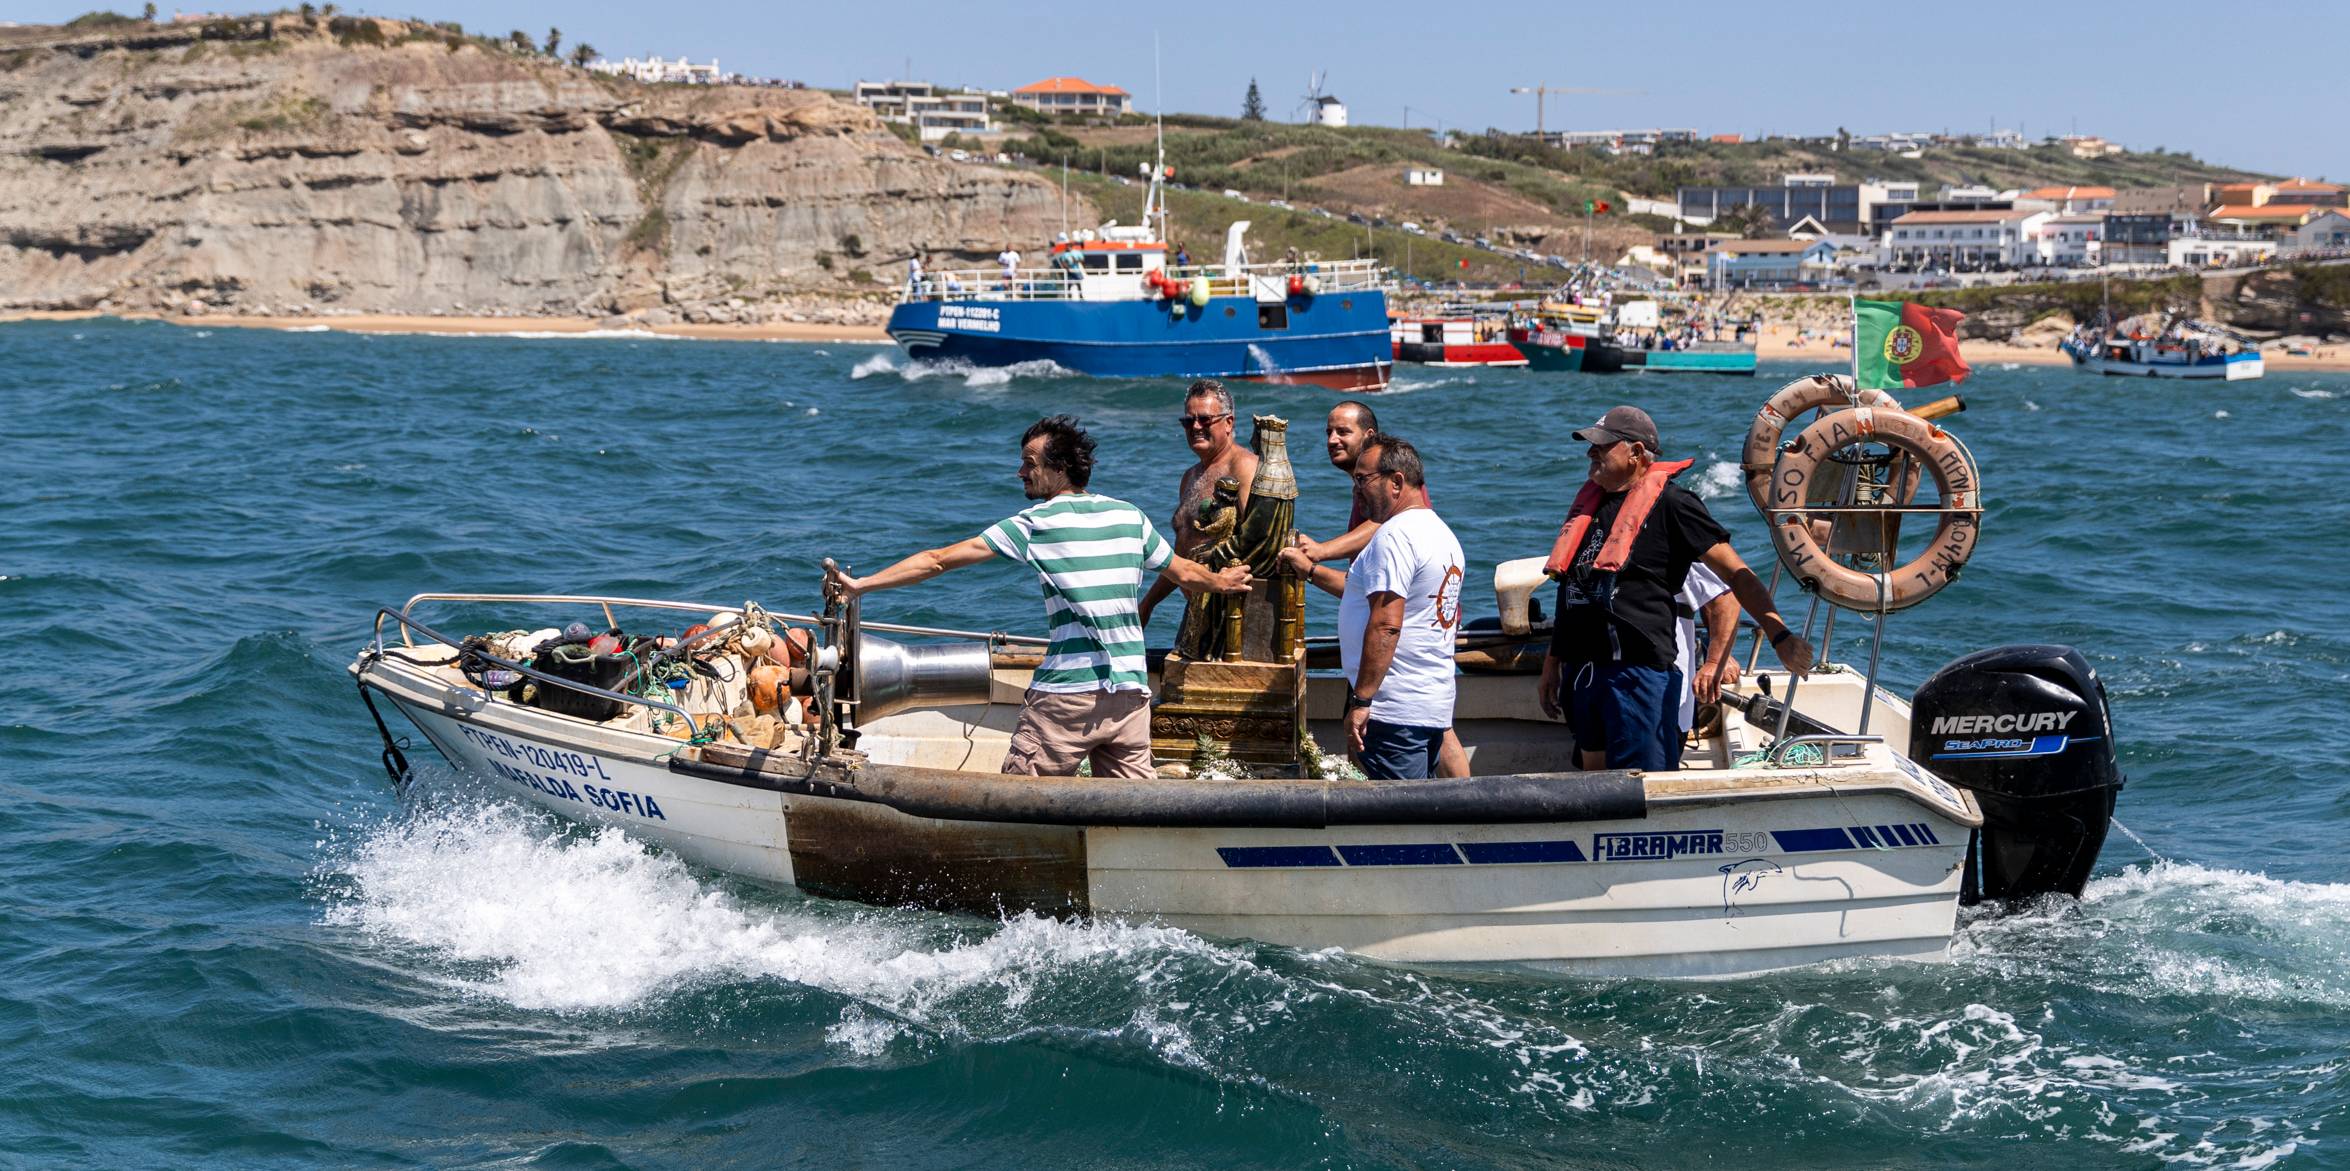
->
<box><xmin>31</xmin><ymin>0</ymin><xmax>2335</xmax><ymax>180</ymax></box>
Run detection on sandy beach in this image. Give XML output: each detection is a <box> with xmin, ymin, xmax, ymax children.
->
<box><xmin>0</xmin><ymin>309</ymin><xmax>895</xmax><ymax>345</ymax></box>
<box><xmin>9</xmin><ymin>308</ymin><xmax>2348</xmax><ymax>372</ymax></box>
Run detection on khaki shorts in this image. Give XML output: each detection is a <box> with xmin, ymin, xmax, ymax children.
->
<box><xmin>1001</xmin><ymin>688</ymin><xmax>1155</xmax><ymax>779</ymax></box>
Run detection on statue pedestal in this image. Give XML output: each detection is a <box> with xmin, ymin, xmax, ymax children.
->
<box><xmin>1151</xmin><ymin>645</ymin><xmax>1306</xmax><ymax>771</ymax></box>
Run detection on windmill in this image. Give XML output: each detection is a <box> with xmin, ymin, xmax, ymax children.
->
<box><xmin>1295</xmin><ymin>70</ymin><xmax>1333</xmax><ymax>125</ymax></box>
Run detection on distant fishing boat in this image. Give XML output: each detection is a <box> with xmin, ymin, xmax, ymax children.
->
<box><xmin>1389</xmin><ymin>316</ymin><xmax>1528</xmax><ymax>368</ymax></box>
<box><xmin>885</xmin><ymin>138</ymin><xmax>1392</xmax><ymax>391</ymax></box>
<box><xmin>2060</xmin><ymin>279</ymin><xmax>2262</xmax><ymax>380</ymax></box>
<box><xmin>1505</xmin><ymin>301</ymin><xmax>1601</xmax><ymax>372</ymax></box>
<box><xmin>2059</xmin><ymin>329</ymin><xmax>2263</xmax><ymax>380</ymax></box>
<box><xmin>1579</xmin><ymin>299</ymin><xmax>1757</xmax><ymax>376</ymax></box>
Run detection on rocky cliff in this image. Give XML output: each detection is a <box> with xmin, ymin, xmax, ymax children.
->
<box><xmin>0</xmin><ymin>14</ymin><xmax>1083</xmax><ymax>323</ymax></box>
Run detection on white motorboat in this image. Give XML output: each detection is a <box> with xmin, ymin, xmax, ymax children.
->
<box><xmin>349</xmin><ymin>378</ymin><xmax>2121</xmax><ymax>978</ymax></box>
<box><xmin>350</xmin><ymin>592</ymin><xmax>2118</xmax><ymax>980</ymax></box>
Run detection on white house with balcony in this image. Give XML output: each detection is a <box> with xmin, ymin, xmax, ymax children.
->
<box><xmin>854</xmin><ymin>80</ymin><xmax>994</xmax><ymax>141</ymax></box>
<box><xmin>587</xmin><ymin>55</ymin><xmax>721</xmax><ymax>85</ymax></box>
<box><xmin>2032</xmin><ymin>214</ymin><xmax>2103</xmax><ymax>266</ymax></box>
<box><xmin>1886</xmin><ymin>208</ymin><xmax>2051</xmax><ymax>267</ymax></box>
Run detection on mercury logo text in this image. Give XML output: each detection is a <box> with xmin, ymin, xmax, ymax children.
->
<box><xmin>1929</xmin><ymin>711</ymin><xmax>2079</xmax><ymax>736</ymax></box>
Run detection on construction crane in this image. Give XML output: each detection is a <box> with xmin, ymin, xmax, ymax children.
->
<box><xmin>1508</xmin><ymin>83</ymin><xmax>1637</xmax><ymax>141</ymax></box>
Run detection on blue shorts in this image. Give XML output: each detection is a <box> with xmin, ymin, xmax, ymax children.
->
<box><xmin>1564</xmin><ymin>661</ymin><xmax>1683</xmax><ymax>772</ymax></box>
<box><xmin>1358</xmin><ymin>719</ymin><xmax>1445</xmax><ymax>780</ymax></box>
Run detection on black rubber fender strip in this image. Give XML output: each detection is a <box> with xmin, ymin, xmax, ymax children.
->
<box><xmin>668</xmin><ymin>756</ymin><xmax>1647</xmax><ymax>829</ymax></box>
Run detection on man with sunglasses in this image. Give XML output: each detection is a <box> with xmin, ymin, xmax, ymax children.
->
<box><xmin>1139</xmin><ymin>379</ymin><xmax>1260</xmax><ymax>632</ymax></box>
<box><xmin>1279</xmin><ymin>433</ymin><xmax>1465</xmax><ymax>780</ymax></box>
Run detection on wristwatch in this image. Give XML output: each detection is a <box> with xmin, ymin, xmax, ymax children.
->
<box><xmin>1345</xmin><ymin>690</ymin><xmax>1375</xmax><ymax>711</ymax></box>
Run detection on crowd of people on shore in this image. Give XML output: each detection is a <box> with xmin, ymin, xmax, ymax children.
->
<box><xmin>824</xmin><ymin>382</ymin><xmax>1815</xmax><ymax>781</ymax></box>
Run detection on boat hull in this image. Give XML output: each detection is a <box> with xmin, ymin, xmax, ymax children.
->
<box><xmin>887</xmin><ymin>291</ymin><xmax>1392</xmax><ymax>389</ymax></box>
<box><xmin>1585</xmin><ymin>340</ymin><xmax>1757</xmax><ymax>375</ymax></box>
<box><xmin>356</xmin><ymin>656</ymin><xmax>1974</xmax><ymax>979</ymax></box>
<box><xmin>1506</xmin><ymin>327</ymin><xmax>1587</xmax><ymax>373</ymax></box>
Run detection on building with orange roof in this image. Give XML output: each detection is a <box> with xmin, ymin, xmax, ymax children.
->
<box><xmin>2021</xmin><ymin>185</ymin><xmax>2116</xmax><ymax>215</ymax></box>
<box><xmin>2268</xmin><ymin>178</ymin><xmax>2347</xmax><ymax>208</ymax></box>
<box><xmin>1009</xmin><ymin>77</ymin><xmax>1132</xmax><ymax>118</ymax></box>
<box><xmin>2211</xmin><ymin>182</ymin><xmax>2275</xmax><ymax>209</ymax></box>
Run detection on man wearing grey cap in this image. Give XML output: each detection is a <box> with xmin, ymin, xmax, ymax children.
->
<box><xmin>1539</xmin><ymin>405</ymin><xmax>1814</xmax><ymax>771</ymax></box>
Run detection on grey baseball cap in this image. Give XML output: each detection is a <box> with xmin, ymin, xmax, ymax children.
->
<box><xmin>1572</xmin><ymin>405</ymin><xmax>1661</xmax><ymax>451</ymax></box>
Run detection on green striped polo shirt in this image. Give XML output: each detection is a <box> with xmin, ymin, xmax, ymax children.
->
<box><xmin>981</xmin><ymin>492</ymin><xmax>1173</xmax><ymax>693</ymax></box>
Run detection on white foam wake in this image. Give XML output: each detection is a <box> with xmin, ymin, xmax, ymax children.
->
<box><xmin>1690</xmin><ymin>459</ymin><xmax>1742</xmax><ymax>500</ymax></box>
<box><xmin>849</xmin><ymin>352</ymin><xmax>1074</xmax><ymax>386</ymax></box>
<box><xmin>319</xmin><ymin>802</ymin><xmax>1239</xmax><ymax>1026</ymax></box>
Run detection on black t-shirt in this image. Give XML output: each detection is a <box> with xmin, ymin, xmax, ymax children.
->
<box><xmin>1549</xmin><ymin>483</ymin><xmax>1731</xmax><ymax>670</ymax></box>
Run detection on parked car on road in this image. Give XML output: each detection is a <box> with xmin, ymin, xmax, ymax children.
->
<box><xmin>1267</xmin><ymin>199</ymin><xmax>1291</xmax><ymax>209</ymax></box>
<box><xmin>948</xmin><ymin>149</ymin><xmax>968</xmax><ymax>162</ymax></box>
<box><xmin>1346</xmin><ymin>212</ymin><xmax>1368</xmax><ymax>225</ymax></box>
<box><xmin>1222</xmin><ymin>189</ymin><xmax>1248</xmax><ymax>201</ymax></box>
<box><xmin>1401</xmin><ymin>222</ymin><xmax>1424</xmax><ymax>235</ymax></box>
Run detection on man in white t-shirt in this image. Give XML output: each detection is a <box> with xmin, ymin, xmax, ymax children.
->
<box><xmin>998</xmin><ymin>248</ymin><xmax>1021</xmax><ymax>284</ymax></box>
<box><xmin>1673</xmin><ymin>564</ymin><xmax>1740</xmax><ymax>733</ymax></box>
<box><xmin>1280</xmin><ymin>433</ymin><xmax>1464</xmax><ymax>779</ymax></box>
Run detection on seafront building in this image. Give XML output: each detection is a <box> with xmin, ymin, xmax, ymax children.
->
<box><xmin>1704</xmin><ymin>238</ymin><xmax>1840</xmax><ymax>288</ymax></box>
<box><xmin>853</xmin><ymin>80</ymin><xmax>994</xmax><ymax>141</ymax></box>
<box><xmin>1884</xmin><ymin>208</ymin><xmax>2050</xmax><ymax>268</ymax></box>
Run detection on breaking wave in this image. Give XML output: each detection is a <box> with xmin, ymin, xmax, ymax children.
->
<box><xmin>848</xmin><ymin>353</ymin><xmax>1075</xmax><ymax>386</ymax></box>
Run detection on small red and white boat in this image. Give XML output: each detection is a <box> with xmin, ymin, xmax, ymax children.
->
<box><xmin>1390</xmin><ymin>317</ymin><xmax>1528</xmax><ymax>368</ymax></box>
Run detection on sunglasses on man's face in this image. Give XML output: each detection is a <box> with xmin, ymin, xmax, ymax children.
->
<box><xmin>1179</xmin><ymin>413</ymin><xmax>1232</xmax><ymax>429</ymax></box>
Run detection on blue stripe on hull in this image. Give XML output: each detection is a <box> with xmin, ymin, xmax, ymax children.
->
<box><xmin>887</xmin><ymin>292</ymin><xmax>1391</xmax><ymax>381</ymax></box>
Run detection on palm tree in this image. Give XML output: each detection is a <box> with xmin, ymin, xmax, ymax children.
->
<box><xmin>569</xmin><ymin>42</ymin><xmax>596</xmax><ymax>69</ymax></box>
<box><xmin>542</xmin><ymin>26</ymin><xmax>561</xmax><ymax>57</ymax></box>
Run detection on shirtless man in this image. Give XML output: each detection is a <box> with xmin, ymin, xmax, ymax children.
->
<box><xmin>1286</xmin><ymin>400</ymin><xmax>1473</xmax><ymax>778</ymax></box>
<box><xmin>1139</xmin><ymin>379</ymin><xmax>1259</xmax><ymax>631</ymax></box>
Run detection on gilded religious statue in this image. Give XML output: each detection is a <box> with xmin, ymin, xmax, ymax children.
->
<box><xmin>1175</xmin><ymin>415</ymin><xmax>1301</xmax><ymax>661</ymax></box>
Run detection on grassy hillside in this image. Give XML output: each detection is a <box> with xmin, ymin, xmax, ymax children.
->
<box><xmin>993</xmin><ymin>117</ymin><xmax>2274</xmax><ymax>252</ymax></box>
<box><xmin>1059</xmin><ymin>170</ymin><xmax>1555</xmax><ymax>288</ymax></box>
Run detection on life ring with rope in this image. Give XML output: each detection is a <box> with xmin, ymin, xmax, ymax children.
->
<box><xmin>1740</xmin><ymin>373</ymin><xmax>1903</xmax><ymax>516</ymax></box>
<box><xmin>1764</xmin><ymin>406</ymin><xmax>1981</xmax><ymax>613</ymax></box>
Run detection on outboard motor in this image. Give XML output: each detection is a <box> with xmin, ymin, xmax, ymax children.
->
<box><xmin>1908</xmin><ymin>644</ymin><xmax>2123</xmax><ymax>905</ymax></box>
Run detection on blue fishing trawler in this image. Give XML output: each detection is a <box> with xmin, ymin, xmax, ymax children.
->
<box><xmin>887</xmin><ymin>159</ymin><xmax>1392</xmax><ymax>391</ymax></box>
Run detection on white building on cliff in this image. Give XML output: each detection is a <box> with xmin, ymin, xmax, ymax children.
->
<box><xmin>588</xmin><ymin>55</ymin><xmax>722</xmax><ymax>85</ymax></box>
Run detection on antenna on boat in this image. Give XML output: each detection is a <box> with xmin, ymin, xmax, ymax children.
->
<box><xmin>1149</xmin><ymin>31</ymin><xmax>1168</xmax><ymax>245</ymax></box>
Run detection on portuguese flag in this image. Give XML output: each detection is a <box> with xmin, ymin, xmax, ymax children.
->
<box><xmin>1854</xmin><ymin>299</ymin><xmax>1970</xmax><ymax>390</ymax></box>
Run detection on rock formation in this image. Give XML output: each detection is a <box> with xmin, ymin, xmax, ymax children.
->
<box><xmin>0</xmin><ymin>14</ymin><xmax>1085</xmax><ymax>323</ymax></box>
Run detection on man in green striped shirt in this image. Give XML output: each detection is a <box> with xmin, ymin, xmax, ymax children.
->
<box><xmin>825</xmin><ymin>416</ymin><xmax>1252</xmax><ymax>778</ymax></box>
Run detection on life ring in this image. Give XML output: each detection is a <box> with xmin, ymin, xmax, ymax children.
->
<box><xmin>1764</xmin><ymin>406</ymin><xmax>1980</xmax><ymax>612</ymax></box>
<box><xmin>1741</xmin><ymin>373</ymin><xmax>1903</xmax><ymax>515</ymax></box>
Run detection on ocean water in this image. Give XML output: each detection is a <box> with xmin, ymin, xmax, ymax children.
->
<box><xmin>4</xmin><ymin>319</ymin><xmax>2348</xmax><ymax>1169</ymax></box>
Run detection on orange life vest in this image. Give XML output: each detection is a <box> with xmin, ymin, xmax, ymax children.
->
<box><xmin>1543</xmin><ymin>459</ymin><xmax>1696</xmax><ymax>579</ymax></box>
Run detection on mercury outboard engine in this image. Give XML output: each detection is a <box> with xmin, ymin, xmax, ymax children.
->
<box><xmin>1909</xmin><ymin>644</ymin><xmax>2123</xmax><ymax>905</ymax></box>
